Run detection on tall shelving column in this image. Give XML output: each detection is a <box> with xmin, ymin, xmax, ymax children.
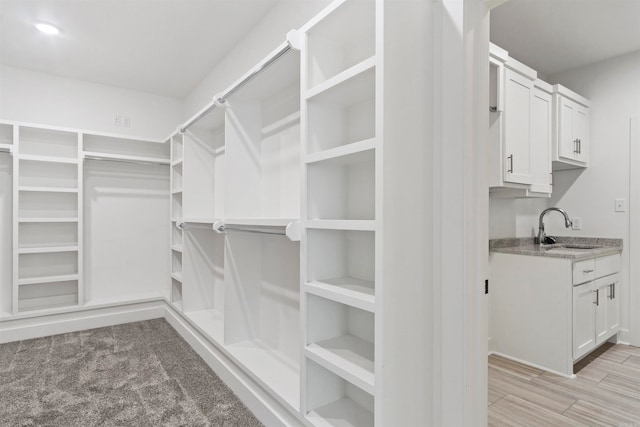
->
<box><xmin>170</xmin><ymin>132</ymin><xmax>184</xmax><ymax>311</ymax></box>
<box><xmin>0</xmin><ymin>123</ymin><xmax>15</xmax><ymax>317</ymax></box>
<box><xmin>300</xmin><ymin>0</ymin><xmax>378</xmax><ymax>425</ymax></box>
<box><xmin>13</xmin><ymin>125</ymin><xmax>82</xmax><ymax>313</ymax></box>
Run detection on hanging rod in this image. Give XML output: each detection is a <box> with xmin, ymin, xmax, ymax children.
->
<box><xmin>179</xmin><ymin>34</ymin><xmax>299</xmax><ymax>134</ymax></box>
<box><xmin>176</xmin><ymin>221</ymin><xmax>213</xmax><ymax>231</ymax></box>
<box><xmin>84</xmin><ymin>155</ymin><xmax>169</xmax><ymax>167</ymax></box>
<box><xmin>213</xmin><ymin>220</ymin><xmax>300</xmax><ymax>241</ymax></box>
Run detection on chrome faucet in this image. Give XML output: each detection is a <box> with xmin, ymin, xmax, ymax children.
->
<box><xmin>537</xmin><ymin>207</ymin><xmax>573</xmax><ymax>244</ymax></box>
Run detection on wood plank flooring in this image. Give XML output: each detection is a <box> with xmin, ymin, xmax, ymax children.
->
<box><xmin>489</xmin><ymin>343</ymin><xmax>640</xmax><ymax>426</ymax></box>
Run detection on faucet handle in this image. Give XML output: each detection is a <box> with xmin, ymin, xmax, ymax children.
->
<box><xmin>543</xmin><ymin>236</ymin><xmax>557</xmax><ymax>244</ymax></box>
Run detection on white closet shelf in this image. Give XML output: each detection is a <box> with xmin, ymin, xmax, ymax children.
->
<box><xmin>83</xmin><ymin>151</ymin><xmax>170</xmax><ymax>165</ymax></box>
<box><xmin>170</xmin><ymin>188</ymin><xmax>183</xmax><ymax>195</ymax></box>
<box><xmin>18</xmin><ymin>245</ymin><xmax>79</xmax><ymax>254</ymax></box>
<box><xmin>18</xmin><ymin>274</ymin><xmax>79</xmax><ymax>286</ymax></box>
<box><xmin>305</xmin><ymin>62</ymin><xmax>375</xmax><ymax>107</ymax></box>
<box><xmin>183</xmin><ymin>309</ymin><xmax>225</xmax><ymax>345</ymax></box>
<box><xmin>304</xmin><ymin>278</ymin><xmax>375</xmax><ymax>313</ymax></box>
<box><xmin>18</xmin><ymin>294</ymin><xmax>78</xmax><ymax>313</ymax></box>
<box><xmin>170</xmin><ymin>272</ymin><xmax>183</xmax><ymax>282</ymax></box>
<box><xmin>305</xmin><ymin>56</ymin><xmax>376</xmax><ymax>101</ymax></box>
<box><xmin>18</xmin><ymin>217</ymin><xmax>79</xmax><ymax>223</ymax></box>
<box><xmin>305</xmin><ymin>334</ymin><xmax>375</xmax><ymax>395</ymax></box>
<box><xmin>305</xmin><ymin>138</ymin><xmax>376</xmax><ymax>165</ymax></box>
<box><xmin>306</xmin><ymin>220</ymin><xmax>375</xmax><ymax>231</ymax></box>
<box><xmin>18</xmin><ymin>186</ymin><xmax>78</xmax><ymax>193</ymax></box>
<box><xmin>0</xmin><ymin>143</ymin><xmax>12</xmax><ymax>153</ymax></box>
<box><xmin>170</xmin><ymin>244</ymin><xmax>183</xmax><ymax>253</ymax></box>
<box><xmin>18</xmin><ymin>154</ymin><xmax>78</xmax><ymax>164</ymax></box>
<box><xmin>307</xmin><ymin>397</ymin><xmax>374</xmax><ymax>427</ymax></box>
<box><xmin>227</xmin><ymin>339</ymin><xmax>300</xmax><ymax>412</ymax></box>
<box><xmin>171</xmin><ymin>158</ymin><xmax>184</xmax><ymax>167</ymax></box>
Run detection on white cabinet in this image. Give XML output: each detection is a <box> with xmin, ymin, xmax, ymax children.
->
<box><xmin>552</xmin><ymin>84</ymin><xmax>590</xmax><ymax>169</ymax></box>
<box><xmin>573</xmin><ymin>273</ymin><xmax>619</xmax><ymax>360</ymax></box>
<box><xmin>490</xmin><ymin>250</ymin><xmax>621</xmax><ymax>376</ymax></box>
<box><xmin>488</xmin><ymin>44</ymin><xmax>552</xmax><ymax>198</ymax></box>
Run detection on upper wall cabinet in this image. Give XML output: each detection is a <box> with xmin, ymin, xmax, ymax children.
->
<box><xmin>489</xmin><ymin>44</ymin><xmax>551</xmax><ymax>198</ymax></box>
<box><xmin>552</xmin><ymin>84</ymin><xmax>590</xmax><ymax>169</ymax></box>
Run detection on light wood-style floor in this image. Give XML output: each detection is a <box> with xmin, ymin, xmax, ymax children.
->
<box><xmin>489</xmin><ymin>343</ymin><xmax>640</xmax><ymax>426</ymax></box>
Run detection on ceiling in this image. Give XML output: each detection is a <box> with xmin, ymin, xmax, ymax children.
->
<box><xmin>490</xmin><ymin>0</ymin><xmax>640</xmax><ymax>78</ymax></box>
<box><xmin>0</xmin><ymin>0</ymin><xmax>279</xmax><ymax>98</ymax></box>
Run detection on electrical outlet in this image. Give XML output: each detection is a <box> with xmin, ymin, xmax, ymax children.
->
<box><xmin>571</xmin><ymin>217</ymin><xmax>582</xmax><ymax>230</ymax></box>
<box><xmin>113</xmin><ymin>114</ymin><xmax>131</xmax><ymax>128</ymax></box>
<box><xmin>615</xmin><ymin>199</ymin><xmax>626</xmax><ymax>212</ymax></box>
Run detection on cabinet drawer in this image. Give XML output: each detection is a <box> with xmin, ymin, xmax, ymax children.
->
<box><xmin>573</xmin><ymin>259</ymin><xmax>595</xmax><ymax>285</ymax></box>
<box><xmin>595</xmin><ymin>254</ymin><xmax>620</xmax><ymax>279</ymax></box>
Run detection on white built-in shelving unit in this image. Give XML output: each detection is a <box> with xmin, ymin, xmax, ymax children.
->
<box><xmin>0</xmin><ymin>120</ymin><xmax>170</xmax><ymax>316</ymax></box>
<box><xmin>301</xmin><ymin>1</ymin><xmax>377</xmax><ymax>425</ymax></box>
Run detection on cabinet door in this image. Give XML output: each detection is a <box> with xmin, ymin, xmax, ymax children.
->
<box><xmin>573</xmin><ymin>281</ymin><xmax>596</xmax><ymax>360</ymax></box>
<box><xmin>595</xmin><ymin>278</ymin><xmax>609</xmax><ymax>345</ymax></box>
<box><xmin>558</xmin><ymin>97</ymin><xmax>578</xmax><ymax>161</ymax></box>
<box><xmin>573</xmin><ymin>105</ymin><xmax>589</xmax><ymax>164</ymax></box>
<box><xmin>530</xmin><ymin>88</ymin><xmax>552</xmax><ymax>193</ymax></box>
<box><xmin>605</xmin><ymin>275</ymin><xmax>620</xmax><ymax>337</ymax></box>
<box><xmin>503</xmin><ymin>69</ymin><xmax>534</xmax><ymax>185</ymax></box>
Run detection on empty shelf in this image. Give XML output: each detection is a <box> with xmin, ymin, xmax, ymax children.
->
<box><xmin>306</xmin><ymin>335</ymin><xmax>375</xmax><ymax>395</ymax></box>
<box><xmin>171</xmin><ymin>244</ymin><xmax>183</xmax><ymax>253</ymax></box>
<box><xmin>18</xmin><ymin>274</ymin><xmax>79</xmax><ymax>286</ymax></box>
<box><xmin>305</xmin><ymin>278</ymin><xmax>375</xmax><ymax>312</ymax></box>
<box><xmin>19</xmin><ymin>154</ymin><xmax>78</xmax><ymax>164</ymax></box>
<box><xmin>307</xmin><ymin>397</ymin><xmax>374</xmax><ymax>427</ymax></box>
<box><xmin>306</xmin><ymin>220</ymin><xmax>375</xmax><ymax>231</ymax></box>
<box><xmin>171</xmin><ymin>272</ymin><xmax>183</xmax><ymax>282</ymax></box>
<box><xmin>305</xmin><ymin>138</ymin><xmax>376</xmax><ymax>165</ymax></box>
<box><xmin>18</xmin><ymin>186</ymin><xmax>78</xmax><ymax>193</ymax></box>
<box><xmin>83</xmin><ymin>151</ymin><xmax>170</xmax><ymax>165</ymax></box>
<box><xmin>18</xmin><ymin>217</ymin><xmax>79</xmax><ymax>223</ymax></box>
<box><xmin>18</xmin><ymin>245</ymin><xmax>79</xmax><ymax>254</ymax></box>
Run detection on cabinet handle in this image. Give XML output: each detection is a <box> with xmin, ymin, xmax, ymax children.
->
<box><xmin>609</xmin><ymin>283</ymin><xmax>613</xmax><ymax>300</ymax></box>
<box><xmin>577</xmin><ymin>139</ymin><xmax>582</xmax><ymax>154</ymax></box>
<box><xmin>583</xmin><ymin>269</ymin><xmax>594</xmax><ymax>273</ymax></box>
<box><xmin>612</xmin><ymin>282</ymin><xmax>616</xmax><ymax>299</ymax></box>
<box><xmin>507</xmin><ymin>154</ymin><xmax>513</xmax><ymax>173</ymax></box>
<box><xmin>574</xmin><ymin>139</ymin><xmax>579</xmax><ymax>153</ymax></box>
<box><xmin>594</xmin><ymin>289</ymin><xmax>599</xmax><ymax>306</ymax></box>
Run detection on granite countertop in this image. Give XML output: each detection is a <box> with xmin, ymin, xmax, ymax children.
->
<box><xmin>489</xmin><ymin>236</ymin><xmax>623</xmax><ymax>260</ymax></box>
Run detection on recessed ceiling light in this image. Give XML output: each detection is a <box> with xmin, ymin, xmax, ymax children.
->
<box><xmin>34</xmin><ymin>22</ymin><xmax>60</xmax><ymax>35</ymax></box>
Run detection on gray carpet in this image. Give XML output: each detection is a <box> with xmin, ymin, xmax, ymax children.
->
<box><xmin>0</xmin><ymin>319</ymin><xmax>263</xmax><ymax>426</ymax></box>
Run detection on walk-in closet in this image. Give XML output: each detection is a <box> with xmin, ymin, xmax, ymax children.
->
<box><xmin>0</xmin><ymin>0</ymin><xmax>486</xmax><ymax>425</ymax></box>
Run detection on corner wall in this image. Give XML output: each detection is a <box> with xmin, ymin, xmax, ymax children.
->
<box><xmin>0</xmin><ymin>65</ymin><xmax>182</xmax><ymax>140</ymax></box>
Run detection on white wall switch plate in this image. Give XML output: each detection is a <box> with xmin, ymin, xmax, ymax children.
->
<box><xmin>615</xmin><ymin>199</ymin><xmax>626</xmax><ymax>212</ymax></box>
<box><xmin>571</xmin><ymin>217</ymin><xmax>582</xmax><ymax>230</ymax></box>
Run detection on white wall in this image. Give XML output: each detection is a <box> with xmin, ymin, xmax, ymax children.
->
<box><xmin>490</xmin><ymin>49</ymin><xmax>640</xmax><ymax>340</ymax></box>
<box><xmin>0</xmin><ymin>65</ymin><xmax>182</xmax><ymax>140</ymax></box>
<box><xmin>182</xmin><ymin>0</ymin><xmax>331</xmax><ymax>120</ymax></box>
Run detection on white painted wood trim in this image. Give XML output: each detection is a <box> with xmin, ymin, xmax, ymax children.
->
<box><xmin>629</xmin><ymin>116</ymin><xmax>640</xmax><ymax>346</ymax></box>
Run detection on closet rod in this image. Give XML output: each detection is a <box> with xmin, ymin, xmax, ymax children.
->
<box><xmin>179</xmin><ymin>43</ymin><xmax>293</xmax><ymax>133</ymax></box>
<box><xmin>177</xmin><ymin>222</ymin><xmax>213</xmax><ymax>231</ymax></box>
<box><xmin>84</xmin><ymin>155</ymin><xmax>169</xmax><ymax>166</ymax></box>
<box><xmin>216</xmin><ymin>224</ymin><xmax>286</xmax><ymax>236</ymax></box>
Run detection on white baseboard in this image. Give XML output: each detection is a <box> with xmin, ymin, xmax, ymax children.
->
<box><xmin>490</xmin><ymin>351</ymin><xmax>576</xmax><ymax>379</ymax></box>
<box><xmin>0</xmin><ymin>300</ymin><xmax>165</xmax><ymax>344</ymax></box>
<box><xmin>164</xmin><ymin>305</ymin><xmax>307</xmax><ymax>427</ymax></box>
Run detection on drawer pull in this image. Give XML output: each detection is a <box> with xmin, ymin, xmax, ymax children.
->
<box><xmin>583</xmin><ymin>269</ymin><xmax>594</xmax><ymax>274</ymax></box>
<box><xmin>594</xmin><ymin>289</ymin><xmax>599</xmax><ymax>306</ymax></box>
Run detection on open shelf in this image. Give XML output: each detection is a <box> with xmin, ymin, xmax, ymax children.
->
<box><xmin>171</xmin><ymin>133</ymin><xmax>184</xmax><ymax>160</ymax></box>
<box><xmin>306</xmin><ymin>220</ymin><xmax>375</xmax><ymax>231</ymax></box>
<box><xmin>18</xmin><ymin>280</ymin><xmax>78</xmax><ymax>313</ymax></box>
<box><xmin>83</xmin><ymin>134</ymin><xmax>169</xmax><ymax>160</ymax></box>
<box><xmin>307</xmin><ymin>57</ymin><xmax>376</xmax><ymax>100</ymax></box>
<box><xmin>171</xmin><ymin>244</ymin><xmax>183</xmax><ymax>253</ymax></box>
<box><xmin>227</xmin><ymin>338</ymin><xmax>300</xmax><ymax>411</ymax></box>
<box><xmin>18</xmin><ymin>192</ymin><xmax>78</xmax><ymax>220</ymax></box>
<box><xmin>305</xmin><ymin>359</ymin><xmax>374</xmax><ymax>427</ymax></box>
<box><xmin>18</xmin><ymin>274</ymin><xmax>79</xmax><ymax>286</ymax></box>
<box><xmin>18</xmin><ymin>186</ymin><xmax>78</xmax><ymax>193</ymax></box>
<box><xmin>18</xmin><ymin>245</ymin><xmax>79</xmax><ymax>254</ymax></box>
<box><xmin>18</xmin><ymin>251</ymin><xmax>78</xmax><ymax>282</ymax></box>
<box><xmin>18</xmin><ymin>217</ymin><xmax>78</xmax><ymax>223</ymax></box>
<box><xmin>18</xmin><ymin>126</ymin><xmax>78</xmax><ymax>159</ymax></box>
<box><xmin>171</xmin><ymin>192</ymin><xmax>183</xmax><ymax>219</ymax></box>
<box><xmin>19</xmin><ymin>159</ymin><xmax>78</xmax><ymax>190</ymax></box>
<box><xmin>0</xmin><ymin>123</ymin><xmax>13</xmax><ymax>145</ymax></box>
<box><xmin>18</xmin><ymin>154</ymin><xmax>78</xmax><ymax>164</ymax></box>
<box><xmin>19</xmin><ymin>221</ymin><xmax>77</xmax><ymax>249</ymax></box>
<box><xmin>306</xmin><ymin>294</ymin><xmax>375</xmax><ymax>394</ymax></box>
<box><xmin>304</xmin><ymin>278</ymin><xmax>374</xmax><ymax>313</ymax></box>
<box><xmin>307</xmin><ymin>66</ymin><xmax>375</xmax><ymax>155</ymax></box>
<box><xmin>306</xmin><ymin>0</ymin><xmax>375</xmax><ymax>89</ymax></box>
<box><xmin>171</xmin><ymin>278</ymin><xmax>183</xmax><ymax>311</ymax></box>
<box><xmin>307</xmin><ymin>148</ymin><xmax>374</xmax><ymax>221</ymax></box>
<box><xmin>170</xmin><ymin>272</ymin><xmax>183</xmax><ymax>282</ymax></box>
<box><xmin>83</xmin><ymin>151</ymin><xmax>170</xmax><ymax>165</ymax></box>
<box><xmin>184</xmin><ymin>308</ymin><xmax>225</xmax><ymax>345</ymax></box>
<box><xmin>305</xmin><ymin>138</ymin><xmax>376</xmax><ymax>165</ymax></box>
<box><xmin>0</xmin><ymin>144</ymin><xmax>12</xmax><ymax>153</ymax></box>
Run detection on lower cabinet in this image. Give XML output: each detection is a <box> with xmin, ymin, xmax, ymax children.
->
<box><xmin>573</xmin><ymin>273</ymin><xmax>619</xmax><ymax>360</ymax></box>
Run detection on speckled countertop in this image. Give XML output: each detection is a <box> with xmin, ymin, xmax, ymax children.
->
<box><xmin>489</xmin><ymin>237</ymin><xmax>623</xmax><ymax>260</ymax></box>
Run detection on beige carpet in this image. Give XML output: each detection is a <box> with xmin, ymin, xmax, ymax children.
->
<box><xmin>0</xmin><ymin>319</ymin><xmax>263</xmax><ymax>426</ymax></box>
